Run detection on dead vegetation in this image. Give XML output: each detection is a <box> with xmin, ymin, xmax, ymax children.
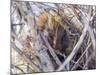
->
<box><xmin>11</xmin><ymin>1</ymin><xmax>96</xmax><ymax>74</ymax></box>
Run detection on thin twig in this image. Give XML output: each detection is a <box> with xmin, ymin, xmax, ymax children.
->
<box><xmin>12</xmin><ymin>64</ymin><xmax>25</xmax><ymax>73</ymax></box>
<box><xmin>83</xmin><ymin>51</ymin><xmax>95</xmax><ymax>69</ymax></box>
<box><xmin>71</xmin><ymin>43</ymin><xmax>91</xmax><ymax>70</ymax></box>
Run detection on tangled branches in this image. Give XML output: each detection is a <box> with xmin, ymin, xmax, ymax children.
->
<box><xmin>11</xmin><ymin>1</ymin><xmax>96</xmax><ymax>74</ymax></box>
